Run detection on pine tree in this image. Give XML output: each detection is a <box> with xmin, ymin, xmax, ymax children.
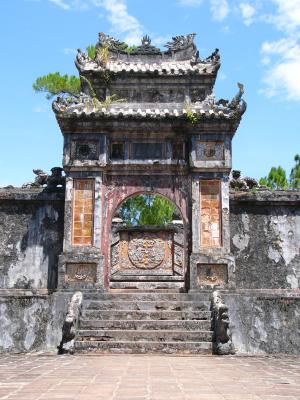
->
<box><xmin>259</xmin><ymin>166</ymin><xmax>288</xmax><ymax>189</ymax></box>
<box><xmin>33</xmin><ymin>72</ymin><xmax>81</xmax><ymax>99</ymax></box>
<box><xmin>290</xmin><ymin>154</ymin><xmax>300</xmax><ymax>189</ymax></box>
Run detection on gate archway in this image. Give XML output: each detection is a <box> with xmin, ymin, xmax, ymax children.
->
<box><xmin>55</xmin><ymin>32</ymin><xmax>245</xmax><ymax>293</ymax></box>
<box><xmin>109</xmin><ymin>192</ymin><xmax>187</xmax><ymax>290</ymax></box>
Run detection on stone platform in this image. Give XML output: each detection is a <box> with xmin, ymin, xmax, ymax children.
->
<box><xmin>0</xmin><ymin>354</ymin><xmax>299</xmax><ymax>400</ymax></box>
<box><xmin>75</xmin><ymin>292</ymin><xmax>212</xmax><ymax>354</ymax></box>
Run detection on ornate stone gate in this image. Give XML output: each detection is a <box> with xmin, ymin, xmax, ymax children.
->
<box><xmin>54</xmin><ymin>32</ymin><xmax>246</xmax><ymax>291</ymax></box>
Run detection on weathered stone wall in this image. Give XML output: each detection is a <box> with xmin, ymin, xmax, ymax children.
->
<box><xmin>0</xmin><ymin>189</ymin><xmax>64</xmax><ymax>290</ymax></box>
<box><xmin>228</xmin><ymin>191</ymin><xmax>300</xmax><ymax>355</ymax></box>
<box><xmin>225</xmin><ymin>292</ymin><xmax>300</xmax><ymax>354</ymax></box>
<box><xmin>0</xmin><ymin>188</ymin><xmax>299</xmax><ymax>354</ymax></box>
<box><xmin>0</xmin><ymin>292</ymin><xmax>70</xmax><ymax>353</ymax></box>
<box><xmin>230</xmin><ymin>190</ymin><xmax>300</xmax><ymax>290</ymax></box>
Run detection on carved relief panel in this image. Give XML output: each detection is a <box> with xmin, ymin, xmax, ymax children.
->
<box><xmin>65</xmin><ymin>263</ymin><xmax>97</xmax><ymax>283</ymax></box>
<box><xmin>71</xmin><ymin>141</ymin><xmax>99</xmax><ymax>161</ymax></box>
<box><xmin>111</xmin><ymin>229</ymin><xmax>184</xmax><ymax>279</ymax></box>
<box><xmin>196</xmin><ymin>141</ymin><xmax>224</xmax><ymax>161</ymax></box>
<box><xmin>197</xmin><ymin>264</ymin><xmax>228</xmax><ymax>286</ymax></box>
<box><xmin>200</xmin><ymin>180</ymin><xmax>222</xmax><ymax>248</ymax></box>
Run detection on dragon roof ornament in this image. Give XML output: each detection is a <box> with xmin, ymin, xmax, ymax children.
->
<box><xmin>96</xmin><ymin>32</ymin><xmax>197</xmax><ymax>55</ymax></box>
<box><xmin>75</xmin><ymin>32</ymin><xmax>221</xmax><ymax>73</ymax></box>
<box><xmin>97</xmin><ymin>32</ymin><xmax>127</xmax><ymax>53</ymax></box>
<box><xmin>165</xmin><ymin>33</ymin><xmax>196</xmax><ymax>52</ymax></box>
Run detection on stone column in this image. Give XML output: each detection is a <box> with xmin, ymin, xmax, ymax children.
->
<box><xmin>57</xmin><ymin>172</ymin><xmax>105</xmax><ymax>291</ymax></box>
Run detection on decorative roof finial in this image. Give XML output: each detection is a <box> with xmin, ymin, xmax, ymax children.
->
<box><xmin>229</xmin><ymin>82</ymin><xmax>247</xmax><ymax>114</ymax></box>
<box><xmin>141</xmin><ymin>35</ymin><xmax>151</xmax><ymax>46</ymax></box>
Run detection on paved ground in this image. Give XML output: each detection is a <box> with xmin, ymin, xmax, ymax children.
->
<box><xmin>0</xmin><ymin>354</ymin><xmax>299</xmax><ymax>400</ymax></box>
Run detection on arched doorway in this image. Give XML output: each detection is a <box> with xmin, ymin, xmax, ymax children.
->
<box><xmin>109</xmin><ymin>193</ymin><xmax>187</xmax><ymax>290</ymax></box>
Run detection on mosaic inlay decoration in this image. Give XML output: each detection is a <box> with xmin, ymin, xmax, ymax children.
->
<box><xmin>200</xmin><ymin>180</ymin><xmax>221</xmax><ymax>248</ymax></box>
<box><xmin>196</xmin><ymin>141</ymin><xmax>224</xmax><ymax>161</ymax></box>
<box><xmin>72</xmin><ymin>179</ymin><xmax>94</xmax><ymax>246</ymax></box>
<box><xmin>72</xmin><ymin>141</ymin><xmax>99</xmax><ymax>160</ymax></box>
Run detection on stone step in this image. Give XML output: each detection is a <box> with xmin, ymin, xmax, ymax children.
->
<box><xmin>82</xmin><ymin>292</ymin><xmax>211</xmax><ymax>301</ymax></box>
<box><xmin>109</xmin><ymin>282</ymin><xmax>185</xmax><ymax>290</ymax></box>
<box><xmin>77</xmin><ymin>329</ymin><xmax>212</xmax><ymax>342</ymax></box>
<box><xmin>79</xmin><ymin>319</ymin><xmax>211</xmax><ymax>330</ymax></box>
<box><xmin>82</xmin><ymin>309</ymin><xmax>211</xmax><ymax>321</ymax></box>
<box><xmin>74</xmin><ymin>340</ymin><xmax>212</xmax><ymax>354</ymax></box>
<box><xmin>83</xmin><ymin>300</ymin><xmax>210</xmax><ymax>311</ymax></box>
<box><xmin>110</xmin><ymin>275</ymin><xmax>184</xmax><ymax>281</ymax></box>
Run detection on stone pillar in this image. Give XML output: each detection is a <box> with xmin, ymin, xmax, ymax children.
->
<box><xmin>189</xmin><ymin>135</ymin><xmax>236</xmax><ymax>292</ymax></box>
<box><xmin>57</xmin><ymin>172</ymin><xmax>105</xmax><ymax>291</ymax></box>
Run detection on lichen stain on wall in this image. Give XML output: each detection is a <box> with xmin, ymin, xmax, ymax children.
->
<box><xmin>230</xmin><ymin>204</ymin><xmax>300</xmax><ymax>289</ymax></box>
<box><xmin>0</xmin><ymin>203</ymin><xmax>63</xmax><ymax>290</ymax></box>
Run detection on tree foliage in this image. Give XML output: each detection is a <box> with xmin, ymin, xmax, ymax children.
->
<box><xmin>86</xmin><ymin>45</ymin><xmax>96</xmax><ymax>59</ymax></box>
<box><xmin>119</xmin><ymin>194</ymin><xmax>176</xmax><ymax>226</ymax></box>
<box><xmin>119</xmin><ymin>44</ymin><xmax>138</xmax><ymax>54</ymax></box>
<box><xmin>32</xmin><ymin>72</ymin><xmax>81</xmax><ymax>99</ymax></box>
<box><xmin>259</xmin><ymin>166</ymin><xmax>288</xmax><ymax>189</ymax></box>
<box><xmin>290</xmin><ymin>154</ymin><xmax>300</xmax><ymax>189</ymax></box>
<box><xmin>33</xmin><ymin>43</ymin><xmax>138</xmax><ymax>99</ymax></box>
<box><xmin>259</xmin><ymin>155</ymin><xmax>300</xmax><ymax>190</ymax></box>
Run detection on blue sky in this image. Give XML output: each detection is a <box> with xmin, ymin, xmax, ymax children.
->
<box><xmin>0</xmin><ymin>0</ymin><xmax>299</xmax><ymax>186</ymax></box>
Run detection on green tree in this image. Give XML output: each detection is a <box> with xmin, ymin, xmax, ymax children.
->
<box><xmin>119</xmin><ymin>194</ymin><xmax>176</xmax><ymax>226</ymax></box>
<box><xmin>86</xmin><ymin>45</ymin><xmax>96</xmax><ymax>59</ymax></box>
<box><xmin>259</xmin><ymin>166</ymin><xmax>288</xmax><ymax>189</ymax></box>
<box><xmin>32</xmin><ymin>72</ymin><xmax>81</xmax><ymax>99</ymax></box>
<box><xmin>33</xmin><ymin>43</ymin><xmax>139</xmax><ymax>99</ymax></box>
<box><xmin>290</xmin><ymin>154</ymin><xmax>300</xmax><ymax>189</ymax></box>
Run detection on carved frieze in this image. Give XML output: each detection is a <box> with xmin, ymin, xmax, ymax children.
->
<box><xmin>128</xmin><ymin>234</ymin><xmax>166</xmax><ymax>269</ymax></box>
<box><xmin>197</xmin><ymin>264</ymin><xmax>228</xmax><ymax>286</ymax></box>
<box><xmin>190</xmin><ymin>88</ymin><xmax>205</xmax><ymax>102</ymax></box>
<box><xmin>71</xmin><ymin>141</ymin><xmax>99</xmax><ymax>161</ymax></box>
<box><xmin>65</xmin><ymin>263</ymin><xmax>97</xmax><ymax>283</ymax></box>
<box><xmin>111</xmin><ymin>230</ymin><xmax>174</xmax><ymax>275</ymax></box>
<box><xmin>196</xmin><ymin>141</ymin><xmax>224</xmax><ymax>161</ymax></box>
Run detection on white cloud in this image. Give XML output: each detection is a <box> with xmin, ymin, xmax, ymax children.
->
<box><xmin>210</xmin><ymin>0</ymin><xmax>229</xmax><ymax>21</ymax></box>
<box><xmin>49</xmin><ymin>0</ymin><xmax>70</xmax><ymax>9</ymax></box>
<box><xmin>261</xmin><ymin>38</ymin><xmax>300</xmax><ymax>100</ymax></box>
<box><xmin>259</xmin><ymin>1</ymin><xmax>300</xmax><ymax>102</ymax></box>
<box><xmin>219</xmin><ymin>71</ymin><xmax>227</xmax><ymax>81</ymax></box>
<box><xmin>93</xmin><ymin>0</ymin><xmax>143</xmax><ymax>45</ymax></box>
<box><xmin>151</xmin><ymin>35</ymin><xmax>171</xmax><ymax>48</ymax></box>
<box><xmin>33</xmin><ymin>106</ymin><xmax>47</xmax><ymax>113</ymax></box>
<box><xmin>177</xmin><ymin>0</ymin><xmax>203</xmax><ymax>6</ymax></box>
<box><xmin>268</xmin><ymin>0</ymin><xmax>300</xmax><ymax>33</ymax></box>
<box><xmin>48</xmin><ymin>0</ymin><xmax>89</xmax><ymax>10</ymax></box>
<box><xmin>63</xmin><ymin>47</ymin><xmax>77</xmax><ymax>55</ymax></box>
<box><xmin>240</xmin><ymin>2</ymin><xmax>256</xmax><ymax>26</ymax></box>
<box><xmin>178</xmin><ymin>0</ymin><xmax>229</xmax><ymax>22</ymax></box>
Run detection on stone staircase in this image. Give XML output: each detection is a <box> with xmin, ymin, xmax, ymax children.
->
<box><xmin>74</xmin><ymin>292</ymin><xmax>213</xmax><ymax>354</ymax></box>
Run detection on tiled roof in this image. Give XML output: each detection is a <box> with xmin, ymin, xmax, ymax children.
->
<box><xmin>76</xmin><ymin>58</ymin><xmax>219</xmax><ymax>75</ymax></box>
<box><xmin>53</xmin><ymin>94</ymin><xmax>246</xmax><ymax>120</ymax></box>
